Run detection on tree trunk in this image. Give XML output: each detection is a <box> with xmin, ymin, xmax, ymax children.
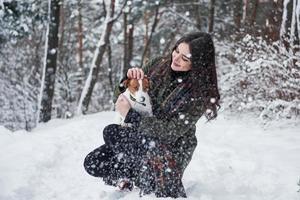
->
<box><xmin>38</xmin><ymin>0</ymin><xmax>60</xmax><ymax>122</ymax></box>
<box><xmin>290</xmin><ymin>0</ymin><xmax>297</xmax><ymax>45</ymax></box>
<box><xmin>242</xmin><ymin>0</ymin><xmax>259</xmax><ymax>34</ymax></box>
<box><xmin>77</xmin><ymin>0</ymin><xmax>84</xmax><ymax>72</ymax></box>
<box><xmin>140</xmin><ymin>3</ymin><xmax>160</xmax><ymax>67</ymax></box>
<box><xmin>233</xmin><ymin>0</ymin><xmax>243</xmax><ymax>31</ymax></box>
<box><xmin>127</xmin><ymin>23</ymin><xmax>134</xmax><ymax>67</ymax></box>
<box><xmin>196</xmin><ymin>0</ymin><xmax>202</xmax><ymax>30</ymax></box>
<box><xmin>77</xmin><ymin>0</ymin><xmax>116</xmax><ymax>114</ymax></box>
<box><xmin>249</xmin><ymin>0</ymin><xmax>259</xmax><ymax>27</ymax></box>
<box><xmin>58</xmin><ymin>0</ymin><xmax>65</xmax><ymax>51</ymax></box>
<box><xmin>263</xmin><ymin>0</ymin><xmax>283</xmax><ymax>41</ymax></box>
<box><xmin>242</xmin><ymin>0</ymin><xmax>248</xmax><ymax>24</ymax></box>
<box><xmin>280</xmin><ymin>0</ymin><xmax>294</xmax><ymax>49</ymax></box>
<box><xmin>122</xmin><ymin>11</ymin><xmax>128</xmax><ymax>76</ymax></box>
<box><xmin>107</xmin><ymin>40</ymin><xmax>114</xmax><ymax>93</ymax></box>
<box><xmin>208</xmin><ymin>0</ymin><xmax>215</xmax><ymax>33</ymax></box>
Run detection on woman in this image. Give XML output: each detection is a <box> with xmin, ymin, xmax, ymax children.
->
<box><xmin>84</xmin><ymin>32</ymin><xmax>220</xmax><ymax>198</ymax></box>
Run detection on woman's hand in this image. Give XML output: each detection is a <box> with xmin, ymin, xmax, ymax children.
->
<box><xmin>127</xmin><ymin>67</ymin><xmax>144</xmax><ymax>79</ymax></box>
<box><xmin>115</xmin><ymin>94</ymin><xmax>131</xmax><ymax>117</ymax></box>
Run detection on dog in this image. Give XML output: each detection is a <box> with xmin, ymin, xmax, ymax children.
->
<box><xmin>116</xmin><ymin>77</ymin><xmax>153</xmax><ymax>126</ymax></box>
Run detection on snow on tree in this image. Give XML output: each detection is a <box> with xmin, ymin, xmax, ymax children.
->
<box><xmin>76</xmin><ymin>0</ymin><xmax>125</xmax><ymax>115</ymax></box>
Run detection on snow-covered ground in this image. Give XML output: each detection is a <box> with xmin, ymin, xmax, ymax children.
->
<box><xmin>0</xmin><ymin>111</ymin><xmax>299</xmax><ymax>200</ymax></box>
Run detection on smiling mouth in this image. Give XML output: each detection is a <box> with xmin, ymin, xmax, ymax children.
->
<box><xmin>172</xmin><ymin>62</ymin><xmax>180</xmax><ymax>67</ymax></box>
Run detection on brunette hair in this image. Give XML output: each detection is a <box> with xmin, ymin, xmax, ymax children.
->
<box><xmin>150</xmin><ymin>32</ymin><xmax>220</xmax><ymax>121</ymax></box>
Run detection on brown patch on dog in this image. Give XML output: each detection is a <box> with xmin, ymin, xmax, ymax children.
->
<box><xmin>123</xmin><ymin>77</ymin><xmax>150</xmax><ymax>94</ymax></box>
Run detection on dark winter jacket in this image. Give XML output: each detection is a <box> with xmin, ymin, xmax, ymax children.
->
<box><xmin>117</xmin><ymin>57</ymin><xmax>206</xmax><ymax>197</ymax></box>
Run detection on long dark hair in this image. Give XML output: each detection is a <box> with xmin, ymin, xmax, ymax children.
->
<box><xmin>150</xmin><ymin>32</ymin><xmax>220</xmax><ymax>121</ymax></box>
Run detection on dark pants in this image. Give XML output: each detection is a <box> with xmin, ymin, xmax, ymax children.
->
<box><xmin>83</xmin><ymin>124</ymin><xmax>152</xmax><ymax>184</ymax></box>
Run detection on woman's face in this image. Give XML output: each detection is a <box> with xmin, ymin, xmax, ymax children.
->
<box><xmin>171</xmin><ymin>42</ymin><xmax>192</xmax><ymax>71</ymax></box>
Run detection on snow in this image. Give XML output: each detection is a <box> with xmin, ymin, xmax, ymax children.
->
<box><xmin>0</xmin><ymin>112</ymin><xmax>299</xmax><ymax>200</ymax></box>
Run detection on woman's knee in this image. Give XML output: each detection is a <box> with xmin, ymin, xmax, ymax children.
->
<box><xmin>83</xmin><ymin>152</ymin><xmax>101</xmax><ymax>177</ymax></box>
<box><xmin>103</xmin><ymin>124</ymin><xmax>120</xmax><ymax>142</ymax></box>
<box><xmin>83</xmin><ymin>146</ymin><xmax>112</xmax><ymax>178</ymax></box>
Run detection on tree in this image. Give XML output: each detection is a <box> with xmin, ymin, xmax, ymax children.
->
<box><xmin>140</xmin><ymin>2</ymin><xmax>160</xmax><ymax>66</ymax></box>
<box><xmin>76</xmin><ymin>0</ymin><xmax>125</xmax><ymax>115</ymax></box>
<box><xmin>233</xmin><ymin>0</ymin><xmax>243</xmax><ymax>31</ymax></box>
<box><xmin>280</xmin><ymin>0</ymin><xmax>300</xmax><ymax>51</ymax></box>
<box><xmin>77</xmin><ymin>0</ymin><xmax>84</xmax><ymax>71</ymax></box>
<box><xmin>38</xmin><ymin>0</ymin><xmax>61</xmax><ymax>122</ymax></box>
<box><xmin>264</xmin><ymin>0</ymin><xmax>283</xmax><ymax>41</ymax></box>
<box><xmin>208</xmin><ymin>0</ymin><xmax>215</xmax><ymax>32</ymax></box>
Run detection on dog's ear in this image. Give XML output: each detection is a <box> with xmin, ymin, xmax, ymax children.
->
<box><xmin>122</xmin><ymin>79</ymin><xmax>129</xmax><ymax>88</ymax></box>
<box><xmin>119</xmin><ymin>79</ymin><xmax>129</xmax><ymax>93</ymax></box>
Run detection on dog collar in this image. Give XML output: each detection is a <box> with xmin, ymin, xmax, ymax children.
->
<box><xmin>129</xmin><ymin>94</ymin><xmax>146</xmax><ymax>106</ymax></box>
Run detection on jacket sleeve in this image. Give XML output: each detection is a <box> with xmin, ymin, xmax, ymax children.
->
<box><xmin>138</xmin><ymin>110</ymin><xmax>201</xmax><ymax>144</ymax></box>
<box><xmin>125</xmin><ymin>102</ymin><xmax>203</xmax><ymax>144</ymax></box>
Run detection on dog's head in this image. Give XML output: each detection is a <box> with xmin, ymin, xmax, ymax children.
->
<box><xmin>122</xmin><ymin>77</ymin><xmax>150</xmax><ymax>105</ymax></box>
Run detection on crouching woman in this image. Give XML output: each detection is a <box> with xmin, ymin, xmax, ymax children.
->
<box><xmin>83</xmin><ymin>32</ymin><xmax>220</xmax><ymax>198</ymax></box>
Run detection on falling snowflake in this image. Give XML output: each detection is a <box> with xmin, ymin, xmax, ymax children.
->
<box><xmin>206</xmin><ymin>109</ymin><xmax>212</xmax><ymax>114</ymax></box>
<box><xmin>166</xmin><ymin>168</ymin><xmax>172</xmax><ymax>172</ymax></box>
<box><xmin>160</xmin><ymin>38</ymin><xmax>165</xmax><ymax>44</ymax></box>
<box><xmin>117</xmin><ymin>153</ymin><xmax>124</xmax><ymax>161</ymax></box>
<box><xmin>49</xmin><ymin>48</ymin><xmax>56</xmax><ymax>55</ymax></box>
<box><xmin>248</xmin><ymin>96</ymin><xmax>253</xmax><ymax>102</ymax></box>
<box><xmin>149</xmin><ymin>141</ymin><xmax>156</xmax><ymax>148</ymax></box>
<box><xmin>210</xmin><ymin>98</ymin><xmax>216</xmax><ymax>103</ymax></box>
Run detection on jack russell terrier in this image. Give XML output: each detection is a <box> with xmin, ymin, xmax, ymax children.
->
<box><xmin>116</xmin><ymin>77</ymin><xmax>153</xmax><ymax>127</ymax></box>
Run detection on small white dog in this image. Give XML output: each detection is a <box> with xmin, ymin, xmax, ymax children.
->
<box><xmin>116</xmin><ymin>77</ymin><xmax>153</xmax><ymax>126</ymax></box>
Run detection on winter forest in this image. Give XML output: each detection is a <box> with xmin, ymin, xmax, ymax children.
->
<box><xmin>0</xmin><ymin>0</ymin><xmax>299</xmax><ymax>131</ymax></box>
<box><xmin>1</xmin><ymin>0</ymin><xmax>300</xmax><ymax>199</ymax></box>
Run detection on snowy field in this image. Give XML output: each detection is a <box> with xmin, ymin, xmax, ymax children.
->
<box><xmin>0</xmin><ymin>111</ymin><xmax>300</xmax><ymax>200</ymax></box>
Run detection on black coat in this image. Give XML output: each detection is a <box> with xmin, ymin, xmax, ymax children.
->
<box><xmin>117</xmin><ymin>57</ymin><xmax>205</xmax><ymax>197</ymax></box>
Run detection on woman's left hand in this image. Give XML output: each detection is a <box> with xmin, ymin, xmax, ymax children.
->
<box><xmin>115</xmin><ymin>94</ymin><xmax>131</xmax><ymax>117</ymax></box>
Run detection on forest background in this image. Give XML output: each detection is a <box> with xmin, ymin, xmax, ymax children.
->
<box><xmin>0</xmin><ymin>0</ymin><xmax>299</xmax><ymax>131</ymax></box>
